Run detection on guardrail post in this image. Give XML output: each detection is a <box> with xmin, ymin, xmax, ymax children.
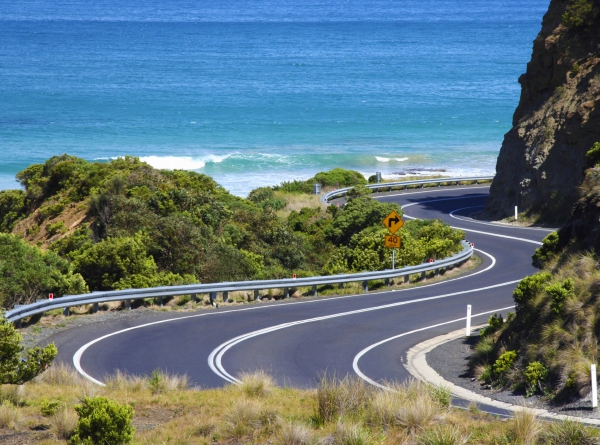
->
<box><xmin>284</xmin><ymin>288</ymin><xmax>290</xmax><ymax>298</ymax></box>
<box><xmin>223</xmin><ymin>291</ymin><xmax>229</xmax><ymax>303</ymax></box>
<box><xmin>435</xmin><ymin>268</ymin><xmax>439</xmax><ymax>276</ymax></box>
<box><xmin>254</xmin><ymin>290</ymin><xmax>260</xmax><ymax>300</ymax></box>
<box><xmin>363</xmin><ymin>280</ymin><xmax>368</xmax><ymax>292</ymax></box>
<box><xmin>312</xmin><ymin>285</ymin><xmax>318</xmax><ymax>297</ymax></box>
<box><xmin>14</xmin><ymin>319</ymin><xmax>21</xmax><ymax>329</ymax></box>
<box><xmin>437</xmin><ymin>182</ymin><xmax>440</xmax><ymax>187</ymax></box>
<box><xmin>157</xmin><ymin>296</ymin><xmax>163</xmax><ymax>307</ymax></box>
<box><xmin>125</xmin><ymin>300</ymin><xmax>131</xmax><ymax>310</ymax></box>
<box><xmin>191</xmin><ymin>293</ymin><xmax>197</xmax><ymax>304</ymax></box>
<box><xmin>421</xmin><ymin>271</ymin><xmax>426</xmax><ymax>281</ymax></box>
<box><xmin>92</xmin><ymin>302</ymin><xmax>99</xmax><ymax>313</ymax></box>
<box><xmin>385</xmin><ymin>278</ymin><xmax>390</xmax><ymax>287</ymax></box>
<box><xmin>209</xmin><ymin>292</ymin><xmax>217</xmax><ymax>306</ymax></box>
<box><xmin>404</xmin><ymin>275</ymin><xmax>409</xmax><ymax>284</ymax></box>
<box><xmin>338</xmin><ymin>282</ymin><xmax>344</xmax><ymax>289</ymax></box>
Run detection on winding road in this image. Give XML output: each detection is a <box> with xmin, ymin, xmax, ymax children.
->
<box><xmin>49</xmin><ymin>186</ymin><xmax>552</xmax><ymax>402</ymax></box>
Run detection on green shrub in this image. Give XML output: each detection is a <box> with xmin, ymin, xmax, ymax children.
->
<box><xmin>586</xmin><ymin>142</ymin><xmax>600</xmax><ymax>167</ymax></box>
<box><xmin>69</xmin><ymin>396</ymin><xmax>135</xmax><ymax>445</ymax></box>
<box><xmin>47</xmin><ymin>221</ymin><xmax>67</xmax><ymax>237</ymax></box>
<box><xmin>313</xmin><ymin>168</ymin><xmax>366</xmax><ymax>188</ymax></box>
<box><xmin>545</xmin><ymin>278</ymin><xmax>574</xmax><ymax>315</ymax></box>
<box><xmin>493</xmin><ymin>351</ymin><xmax>517</xmax><ymax>376</ymax></box>
<box><xmin>532</xmin><ymin>232</ymin><xmax>560</xmax><ymax>266</ymax></box>
<box><xmin>512</xmin><ymin>273</ymin><xmax>552</xmax><ymax>315</ymax></box>
<box><xmin>562</xmin><ymin>0</ymin><xmax>598</xmax><ymax>29</ymax></box>
<box><xmin>524</xmin><ymin>361</ymin><xmax>549</xmax><ymax>397</ymax></box>
<box><xmin>480</xmin><ymin>313</ymin><xmax>504</xmax><ymax>338</ymax></box>
<box><xmin>40</xmin><ymin>399</ymin><xmax>62</xmax><ymax>417</ymax></box>
<box><xmin>38</xmin><ymin>202</ymin><xmax>66</xmax><ymax>221</ymax></box>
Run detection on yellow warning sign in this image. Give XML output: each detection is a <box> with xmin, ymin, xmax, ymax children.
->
<box><xmin>384</xmin><ymin>235</ymin><xmax>401</xmax><ymax>249</ymax></box>
<box><xmin>382</xmin><ymin>210</ymin><xmax>404</xmax><ymax>234</ymax></box>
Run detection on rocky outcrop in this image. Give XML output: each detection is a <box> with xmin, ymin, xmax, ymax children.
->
<box><xmin>485</xmin><ymin>0</ymin><xmax>600</xmax><ymax>222</ymax></box>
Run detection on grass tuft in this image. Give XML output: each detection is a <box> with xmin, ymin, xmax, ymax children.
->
<box><xmin>275</xmin><ymin>421</ymin><xmax>314</xmax><ymax>445</ymax></box>
<box><xmin>146</xmin><ymin>369</ymin><xmax>189</xmax><ymax>394</ymax></box>
<box><xmin>51</xmin><ymin>406</ymin><xmax>77</xmax><ymax>440</ymax></box>
<box><xmin>417</xmin><ymin>425</ymin><xmax>470</xmax><ymax>445</ymax></box>
<box><xmin>327</xmin><ymin>421</ymin><xmax>373</xmax><ymax>445</ymax></box>
<box><xmin>316</xmin><ymin>374</ymin><xmax>371</xmax><ymax>424</ymax></box>
<box><xmin>238</xmin><ymin>369</ymin><xmax>277</xmax><ymax>398</ymax></box>
<box><xmin>508</xmin><ymin>407</ymin><xmax>540</xmax><ymax>445</ymax></box>
<box><xmin>104</xmin><ymin>369</ymin><xmax>145</xmax><ymax>392</ymax></box>
<box><xmin>542</xmin><ymin>419</ymin><xmax>600</xmax><ymax>445</ymax></box>
<box><xmin>221</xmin><ymin>398</ymin><xmax>264</xmax><ymax>439</ymax></box>
<box><xmin>0</xmin><ymin>400</ymin><xmax>20</xmax><ymax>429</ymax></box>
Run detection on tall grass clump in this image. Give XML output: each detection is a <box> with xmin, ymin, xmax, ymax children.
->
<box><xmin>238</xmin><ymin>370</ymin><xmax>276</xmax><ymax>398</ymax></box>
<box><xmin>146</xmin><ymin>369</ymin><xmax>189</xmax><ymax>394</ymax></box>
<box><xmin>104</xmin><ymin>369</ymin><xmax>145</xmax><ymax>392</ymax></box>
<box><xmin>51</xmin><ymin>406</ymin><xmax>78</xmax><ymax>440</ymax></box>
<box><xmin>507</xmin><ymin>408</ymin><xmax>541</xmax><ymax>445</ymax></box>
<box><xmin>0</xmin><ymin>384</ymin><xmax>25</xmax><ymax>406</ymax></box>
<box><xmin>275</xmin><ymin>421</ymin><xmax>314</xmax><ymax>445</ymax></box>
<box><xmin>35</xmin><ymin>362</ymin><xmax>84</xmax><ymax>386</ymax></box>
<box><xmin>327</xmin><ymin>421</ymin><xmax>373</xmax><ymax>445</ymax></box>
<box><xmin>315</xmin><ymin>374</ymin><xmax>371</xmax><ymax>424</ymax></box>
<box><xmin>417</xmin><ymin>425</ymin><xmax>469</xmax><ymax>445</ymax></box>
<box><xmin>542</xmin><ymin>419</ymin><xmax>600</xmax><ymax>444</ymax></box>
<box><xmin>221</xmin><ymin>399</ymin><xmax>264</xmax><ymax>440</ymax></box>
<box><xmin>0</xmin><ymin>400</ymin><xmax>20</xmax><ymax>429</ymax></box>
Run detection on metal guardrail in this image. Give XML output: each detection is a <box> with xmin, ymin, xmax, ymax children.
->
<box><xmin>320</xmin><ymin>176</ymin><xmax>495</xmax><ymax>203</ymax></box>
<box><xmin>5</xmin><ymin>241</ymin><xmax>473</xmax><ymax>324</ymax></box>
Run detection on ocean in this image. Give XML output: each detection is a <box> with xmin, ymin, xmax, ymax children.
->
<box><xmin>0</xmin><ymin>0</ymin><xmax>549</xmax><ymax>196</ymax></box>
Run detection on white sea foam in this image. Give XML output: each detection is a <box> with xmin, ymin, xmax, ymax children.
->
<box><xmin>139</xmin><ymin>154</ymin><xmax>232</xmax><ymax>170</ymax></box>
<box><xmin>376</xmin><ymin>156</ymin><xmax>409</xmax><ymax>162</ymax></box>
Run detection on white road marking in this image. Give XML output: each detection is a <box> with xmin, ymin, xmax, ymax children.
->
<box><xmin>401</xmin><ymin>199</ymin><xmax>543</xmax><ymax>246</ymax></box>
<box><xmin>370</xmin><ymin>185</ymin><xmax>490</xmax><ymax>199</ymax></box>
<box><xmin>208</xmin><ymin>275</ymin><xmax>518</xmax><ymax>383</ymax></box>
<box><xmin>352</xmin><ymin>306</ymin><xmax>515</xmax><ymax>390</ymax></box>
<box><xmin>448</xmin><ymin>205</ymin><xmax>556</xmax><ymax>232</ymax></box>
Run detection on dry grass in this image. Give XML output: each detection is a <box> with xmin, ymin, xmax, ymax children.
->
<box><xmin>275</xmin><ymin>421</ymin><xmax>314</xmax><ymax>445</ymax></box>
<box><xmin>104</xmin><ymin>369</ymin><xmax>145</xmax><ymax>392</ymax></box>
<box><xmin>508</xmin><ymin>407</ymin><xmax>541</xmax><ymax>445</ymax></box>
<box><xmin>146</xmin><ymin>369</ymin><xmax>190</xmax><ymax>394</ymax></box>
<box><xmin>238</xmin><ymin>369</ymin><xmax>276</xmax><ymax>398</ymax></box>
<box><xmin>0</xmin><ymin>369</ymin><xmax>584</xmax><ymax>445</ymax></box>
<box><xmin>51</xmin><ymin>406</ymin><xmax>77</xmax><ymax>440</ymax></box>
<box><xmin>542</xmin><ymin>418</ymin><xmax>600</xmax><ymax>445</ymax></box>
<box><xmin>0</xmin><ymin>400</ymin><xmax>21</xmax><ymax>429</ymax></box>
<box><xmin>275</xmin><ymin>191</ymin><xmax>327</xmax><ymax>219</ymax></box>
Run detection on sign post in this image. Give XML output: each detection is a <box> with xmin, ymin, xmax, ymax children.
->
<box><xmin>383</xmin><ymin>211</ymin><xmax>404</xmax><ymax>270</ymax></box>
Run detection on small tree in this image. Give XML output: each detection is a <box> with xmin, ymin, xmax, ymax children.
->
<box><xmin>69</xmin><ymin>396</ymin><xmax>135</xmax><ymax>445</ymax></box>
<box><xmin>0</xmin><ymin>313</ymin><xmax>57</xmax><ymax>384</ymax></box>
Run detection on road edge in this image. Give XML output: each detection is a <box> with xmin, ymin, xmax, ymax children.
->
<box><xmin>404</xmin><ymin>326</ymin><xmax>600</xmax><ymax>425</ymax></box>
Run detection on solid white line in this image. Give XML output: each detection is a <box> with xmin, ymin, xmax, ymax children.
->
<box><xmin>72</xmin><ymin>245</ymin><xmax>497</xmax><ymax>385</ymax></box>
<box><xmin>352</xmin><ymin>305</ymin><xmax>515</xmax><ymax>390</ymax></box>
<box><xmin>449</xmin><ymin>205</ymin><xmax>555</xmax><ymax>232</ymax></box>
<box><xmin>207</xmin><ymin>275</ymin><xmax>518</xmax><ymax>383</ymax></box>
<box><xmin>401</xmin><ymin>199</ymin><xmax>543</xmax><ymax>246</ymax></box>
<box><xmin>370</xmin><ymin>185</ymin><xmax>490</xmax><ymax>199</ymax></box>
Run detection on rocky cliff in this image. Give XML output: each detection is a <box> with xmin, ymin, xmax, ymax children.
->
<box><xmin>485</xmin><ymin>0</ymin><xmax>600</xmax><ymax>222</ymax></box>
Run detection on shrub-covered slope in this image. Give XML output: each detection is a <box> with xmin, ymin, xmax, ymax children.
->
<box><xmin>0</xmin><ymin>155</ymin><xmax>464</xmax><ymax>309</ymax></box>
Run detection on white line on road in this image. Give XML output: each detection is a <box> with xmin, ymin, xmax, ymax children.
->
<box><xmin>352</xmin><ymin>306</ymin><xmax>515</xmax><ymax>389</ymax></box>
<box><xmin>208</xmin><ymin>275</ymin><xmax>518</xmax><ymax>383</ymax></box>
<box><xmin>449</xmin><ymin>205</ymin><xmax>555</xmax><ymax>232</ymax></box>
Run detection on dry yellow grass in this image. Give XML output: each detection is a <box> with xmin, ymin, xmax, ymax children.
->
<box><xmin>1</xmin><ymin>371</ymin><xmax>595</xmax><ymax>444</ymax></box>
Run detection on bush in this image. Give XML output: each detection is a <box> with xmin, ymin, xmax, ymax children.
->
<box><xmin>524</xmin><ymin>361</ymin><xmax>548</xmax><ymax>397</ymax></box>
<box><xmin>562</xmin><ymin>0</ymin><xmax>598</xmax><ymax>29</ymax></box>
<box><xmin>480</xmin><ymin>313</ymin><xmax>504</xmax><ymax>338</ymax></box>
<box><xmin>512</xmin><ymin>272</ymin><xmax>551</xmax><ymax>315</ymax></box>
<box><xmin>493</xmin><ymin>351</ymin><xmax>517</xmax><ymax>377</ymax></box>
<box><xmin>545</xmin><ymin>278</ymin><xmax>574</xmax><ymax>315</ymax></box>
<box><xmin>586</xmin><ymin>142</ymin><xmax>600</xmax><ymax>167</ymax></box>
<box><xmin>40</xmin><ymin>399</ymin><xmax>63</xmax><ymax>417</ymax></box>
<box><xmin>532</xmin><ymin>231</ymin><xmax>560</xmax><ymax>266</ymax></box>
<box><xmin>69</xmin><ymin>396</ymin><xmax>135</xmax><ymax>445</ymax></box>
<box><xmin>313</xmin><ymin>168</ymin><xmax>366</xmax><ymax>188</ymax></box>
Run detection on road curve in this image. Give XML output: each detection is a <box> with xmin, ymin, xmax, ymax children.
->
<box><xmin>49</xmin><ymin>186</ymin><xmax>551</xmax><ymax>392</ymax></box>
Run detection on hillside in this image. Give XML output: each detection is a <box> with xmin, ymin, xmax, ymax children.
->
<box><xmin>485</xmin><ymin>0</ymin><xmax>600</xmax><ymax>222</ymax></box>
<box><xmin>0</xmin><ymin>156</ymin><xmax>464</xmax><ymax>309</ymax></box>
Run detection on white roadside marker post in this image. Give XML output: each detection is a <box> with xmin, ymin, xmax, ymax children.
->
<box><xmin>515</xmin><ymin>206</ymin><xmax>518</xmax><ymax>221</ymax></box>
<box><xmin>466</xmin><ymin>305</ymin><xmax>472</xmax><ymax>337</ymax></box>
<box><xmin>592</xmin><ymin>364</ymin><xmax>598</xmax><ymax>408</ymax></box>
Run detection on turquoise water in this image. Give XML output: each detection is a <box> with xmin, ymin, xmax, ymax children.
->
<box><xmin>0</xmin><ymin>0</ymin><xmax>549</xmax><ymax>196</ymax></box>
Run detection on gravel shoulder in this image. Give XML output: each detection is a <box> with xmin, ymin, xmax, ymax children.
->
<box><xmin>426</xmin><ymin>328</ymin><xmax>600</xmax><ymax>419</ymax></box>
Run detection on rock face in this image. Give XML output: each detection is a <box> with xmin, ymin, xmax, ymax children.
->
<box><xmin>485</xmin><ymin>0</ymin><xmax>600</xmax><ymax>222</ymax></box>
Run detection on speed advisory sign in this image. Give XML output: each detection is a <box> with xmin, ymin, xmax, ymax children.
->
<box><xmin>384</xmin><ymin>235</ymin><xmax>401</xmax><ymax>249</ymax></box>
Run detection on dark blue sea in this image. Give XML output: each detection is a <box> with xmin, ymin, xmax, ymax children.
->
<box><xmin>0</xmin><ymin>0</ymin><xmax>549</xmax><ymax>196</ymax></box>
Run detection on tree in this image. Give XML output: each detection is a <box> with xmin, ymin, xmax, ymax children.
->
<box><xmin>0</xmin><ymin>234</ymin><xmax>88</xmax><ymax>309</ymax></box>
<box><xmin>0</xmin><ymin>313</ymin><xmax>57</xmax><ymax>384</ymax></box>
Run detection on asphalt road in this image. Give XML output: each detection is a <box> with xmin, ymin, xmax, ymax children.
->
<box><xmin>50</xmin><ymin>186</ymin><xmax>552</xmax><ymax>400</ymax></box>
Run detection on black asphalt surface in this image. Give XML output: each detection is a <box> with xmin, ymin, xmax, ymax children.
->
<box><xmin>51</xmin><ymin>186</ymin><xmax>551</xmax><ymax>408</ymax></box>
